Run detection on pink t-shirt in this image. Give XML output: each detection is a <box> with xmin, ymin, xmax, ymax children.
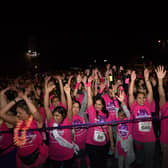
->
<box><xmin>116</xmin><ymin>117</ymin><xmax>132</xmax><ymax>141</ymax></box>
<box><xmin>160</xmin><ymin>102</ymin><xmax>168</xmax><ymax>144</ymax></box>
<box><xmin>130</xmin><ymin>99</ymin><xmax>156</xmax><ymax>142</ymax></box>
<box><xmin>72</xmin><ymin>114</ymin><xmax>87</xmax><ymax>150</ymax></box>
<box><xmin>48</xmin><ymin>117</ymin><xmax>74</xmax><ymax>161</ymax></box>
<box><xmin>16</xmin><ymin>120</ymin><xmax>48</xmax><ymax>168</ymax></box>
<box><xmin>102</xmin><ymin>94</ymin><xmax>119</xmax><ymax>120</ymax></box>
<box><xmin>0</xmin><ymin>122</ymin><xmax>15</xmax><ymax>156</ymax></box>
<box><xmin>86</xmin><ymin>105</ymin><xmax>112</xmax><ymax>146</ymax></box>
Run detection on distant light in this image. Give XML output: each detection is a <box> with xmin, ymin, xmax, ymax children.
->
<box><xmin>94</xmin><ymin>60</ymin><xmax>96</xmax><ymax>63</ymax></box>
<box><xmin>158</xmin><ymin>40</ymin><xmax>161</xmax><ymax>43</ymax></box>
<box><xmin>142</xmin><ymin>56</ymin><xmax>144</xmax><ymax>59</ymax></box>
<box><xmin>26</xmin><ymin>50</ymin><xmax>39</xmax><ymax>57</ymax></box>
<box><xmin>34</xmin><ymin>65</ymin><xmax>38</xmax><ymax>69</ymax></box>
<box><xmin>104</xmin><ymin>59</ymin><xmax>108</xmax><ymax>62</ymax></box>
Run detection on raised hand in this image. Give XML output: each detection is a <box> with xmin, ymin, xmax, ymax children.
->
<box><xmin>45</xmin><ymin>76</ymin><xmax>55</xmax><ymax>93</ymax></box>
<box><xmin>144</xmin><ymin>68</ymin><xmax>149</xmax><ymax>80</ymax></box>
<box><xmin>64</xmin><ymin>84</ymin><xmax>70</xmax><ymax>94</ymax></box>
<box><xmin>155</xmin><ymin>65</ymin><xmax>166</xmax><ymax>80</ymax></box>
<box><xmin>0</xmin><ymin>87</ymin><xmax>10</xmax><ymax>95</ymax></box>
<box><xmin>116</xmin><ymin>90</ymin><xmax>125</xmax><ymax>103</ymax></box>
<box><xmin>131</xmin><ymin>71</ymin><xmax>136</xmax><ymax>81</ymax></box>
<box><xmin>106</xmin><ymin>63</ymin><xmax>111</xmax><ymax>70</ymax></box>
<box><xmin>68</xmin><ymin>75</ymin><xmax>74</xmax><ymax>85</ymax></box>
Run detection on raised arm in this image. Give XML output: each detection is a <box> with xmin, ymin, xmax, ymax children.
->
<box><xmin>0</xmin><ymin>87</ymin><xmax>10</xmax><ymax>109</ymax></box>
<box><xmin>144</xmin><ymin>68</ymin><xmax>153</xmax><ymax>104</ymax></box>
<box><xmin>64</xmin><ymin>84</ymin><xmax>73</xmax><ymax>122</ymax></box>
<box><xmin>78</xmin><ymin>76</ymin><xmax>88</xmax><ymax>117</ymax></box>
<box><xmin>128</xmin><ymin>70</ymin><xmax>136</xmax><ymax>106</ymax></box>
<box><xmin>0</xmin><ymin>97</ymin><xmax>21</xmax><ymax>125</ymax></box>
<box><xmin>73</xmin><ymin>74</ymin><xmax>82</xmax><ymax>98</ymax></box>
<box><xmin>87</xmin><ymin>76</ymin><xmax>93</xmax><ymax>108</ymax></box>
<box><xmin>44</xmin><ymin>76</ymin><xmax>56</xmax><ymax>122</ymax></box>
<box><xmin>54</xmin><ymin>75</ymin><xmax>67</xmax><ymax>106</ymax></box>
<box><xmin>155</xmin><ymin>65</ymin><xmax>167</xmax><ymax>107</ymax></box>
<box><xmin>22</xmin><ymin>94</ymin><xmax>43</xmax><ymax>128</ymax></box>
<box><xmin>117</xmin><ymin>90</ymin><xmax>130</xmax><ymax>119</ymax></box>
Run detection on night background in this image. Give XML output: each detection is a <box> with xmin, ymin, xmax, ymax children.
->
<box><xmin>0</xmin><ymin>25</ymin><xmax>168</xmax><ymax>77</ymax></box>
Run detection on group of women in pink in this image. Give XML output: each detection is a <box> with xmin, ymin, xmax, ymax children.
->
<box><xmin>0</xmin><ymin>63</ymin><xmax>168</xmax><ymax>168</ymax></box>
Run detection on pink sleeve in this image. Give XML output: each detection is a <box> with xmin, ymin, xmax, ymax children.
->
<box><xmin>87</xmin><ymin>104</ymin><xmax>96</xmax><ymax>120</ymax></box>
<box><xmin>63</xmin><ymin>117</ymin><xmax>72</xmax><ymax>125</ymax></box>
<box><xmin>130</xmin><ymin>100</ymin><xmax>136</xmax><ymax>112</ymax></box>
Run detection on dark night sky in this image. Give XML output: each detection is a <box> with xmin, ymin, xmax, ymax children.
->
<box><xmin>0</xmin><ymin>25</ymin><xmax>167</xmax><ymax>75</ymax></box>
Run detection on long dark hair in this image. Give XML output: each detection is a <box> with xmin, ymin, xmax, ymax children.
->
<box><xmin>52</xmin><ymin>106</ymin><xmax>67</xmax><ymax>122</ymax></box>
<box><xmin>16</xmin><ymin>100</ymin><xmax>30</xmax><ymax>114</ymax></box>
<box><xmin>94</xmin><ymin>96</ymin><xmax>109</xmax><ymax>118</ymax></box>
<box><xmin>72</xmin><ymin>100</ymin><xmax>81</xmax><ymax>109</ymax></box>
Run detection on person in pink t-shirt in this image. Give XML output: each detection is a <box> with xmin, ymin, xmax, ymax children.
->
<box><xmin>115</xmin><ymin>90</ymin><xmax>135</xmax><ymax>168</ymax></box>
<box><xmin>44</xmin><ymin>77</ymin><xmax>75</xmax><ymax>168</ymax></box>
<box><xmin>70</xmin><ymin>75</ymin><xmax>89</xmax><ymax>168</ymax></box>
<box><xmin>128</xmin><ymin>68</ymin><xmax>156</xmax><ymax>168</ymax></box>
<box><xmin>85</xmin><ymin>76</ymin><xmax>115</xmax><ymax>168</ymax></box>
<box><xmin>49</xmin><ymin>75</ymin><xmax>67</xmax><ymax>112</ymax></box>
<box><xmin>0</xmin><ymin>87</ymin><xmax>16</xmax><ymax>168</ymax></box>
<box><xmin>155</xmin><ymin>65</ymin><xmax>168</xmax><ymax>168</ymax></box>
<box><xmin>0</xmin><ymin>92</ymin><xmax>48</xmax><ymax>168</ymax></box>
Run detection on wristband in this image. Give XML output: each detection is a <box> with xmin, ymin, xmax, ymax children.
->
<box><xmin>87</xmin><ymin>82</ymin><xmax>92</xmax><ymax>87</ymax></box>
<box><xmin>75</xmin><ymin>82</ymin><xmax>80</xmax><ymax>89</ymax></box>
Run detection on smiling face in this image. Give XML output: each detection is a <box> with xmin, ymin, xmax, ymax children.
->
<box><xmin>16</xmin><ymin>107</ymin><xmax>29</xmax><ymax>121</ymax></box>
<box><xmin>72</xmin><ymin>102</ymin><xmax>80</xmax><ymax>115</ymax></box>
<box><xmin>136</xmin><ymin>92</ymin><xmax>146</xmax><ymax>106</ymax></box>
<box><xmin>95</xmin><ymin>99</ymin><xmax>103</xmax><ymax>111</ymax></box>
<box><xmin>53</xmin><ymin>111</ymin><xmax>64</xmax><ymax>123</ymax></box>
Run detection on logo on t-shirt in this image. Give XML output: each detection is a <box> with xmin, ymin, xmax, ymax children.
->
<box><xmin>107</xmin><ymin>101</ymin><xmax>115</xmax><ymax>112</ymax></box>
<box><xmin>119</xmin><ymin>123</ymin><xmax>128</xmax><ymax>137</ymax></box>
<box><xmin>25</xmin><ymin>131</ymin><xmax>37</xmax><ymax>144</ymax></box>
<box><xmin>73</xmin><ymin>119</ymin><xmax>84</xmax><ymax>133</ymax></box>
<box><xmin>136</xmin><ymin>109</ymin><xmax>150</xmax><ymax>118</ymax></box>
<box><xmin>136</xmin><ymin>109</ymin><xmax>152</xmax><ymax>132</ymax></box>
<box><xmin>96</xmin><ymin>115</ymin><xmax>106</xmax><ymax>123</ymax></box>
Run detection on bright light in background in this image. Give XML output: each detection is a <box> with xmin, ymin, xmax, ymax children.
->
<box><xmin>26</xmin><ymin>50</ymin><xmax>40</xmax><ymax>57</ymax></box>
<box><xmin>94</xmin><ymin>59</ymin><xmax>96</xmax><ymax>63</ymax></box>
<box><xmin>34</xmin><ymin>65</ymin><xmax>38</xmax><ymax>69</ymax></box>
<box><xmin>158</xmin><ymin>40</ymin><xmax>161</xmax><ymax>43</ymax></box>
<box><xmin>142</xmin><ymin>56</ymin><xmax>144</xmax><ymax>59</ymax></box>
<box><xmin>104</xmin><ymin>59</ymin><xmax>108</xmax><ymax>62</ymax></box>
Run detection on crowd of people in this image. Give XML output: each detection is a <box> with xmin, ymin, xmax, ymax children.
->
<box><xmin>0</xmin><ymin>62</ymin><xmax>168</xmax><ymax>168</ymax></box>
